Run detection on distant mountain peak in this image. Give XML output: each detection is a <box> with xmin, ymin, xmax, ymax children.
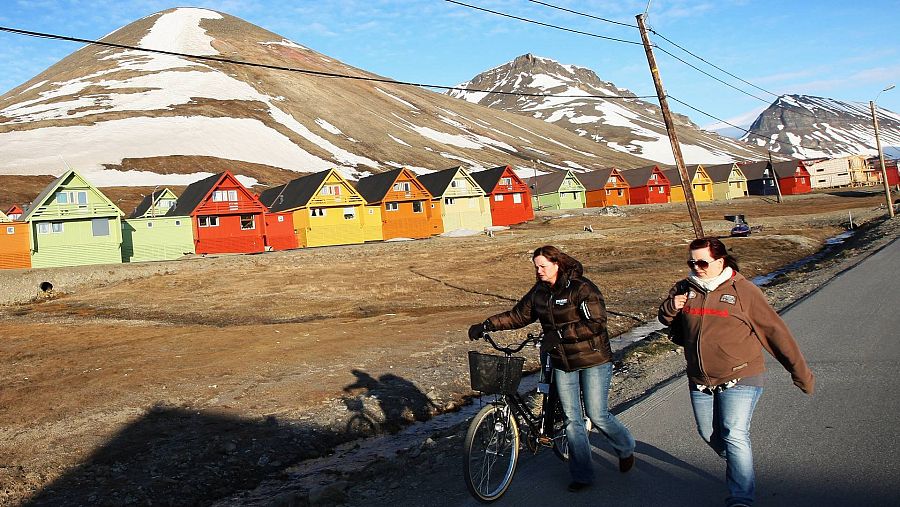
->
<box><xmin>449</xmin><ymin>53</ymin><xmax>766</xmax><ymax>165</ymax></box>
<box><xmin>742</xmin><ymin>93</ymin><xmax>900</xmax><ymax>158</ymax></box>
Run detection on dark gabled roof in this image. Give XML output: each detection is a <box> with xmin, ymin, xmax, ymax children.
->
<box><xmin>738</xmin><ymin>161</ymin><xmax>773</xmax><ymax>180</ymax></box>
<box><xmin>470</xmin><ymin>166</ymin><xmax>509</xmax><ymax>193</ymax></box>
<box><xmin>259</xmin><ymin>170</ymin><xmax>330</xmax><ymax>212</ymax></box>
<box><xmin>576</xmin><ymin>168</ymin><xmax>616</xmax><ymax>191</ymax></box>
<box><xmin>772</xmin><ymin>160</ymin><xmax>804</xmax><ymax>177</ymax></box>
<box><xmin>354</xmin><ymin>168</ymin><xmax>403</xmax><ymax>203</ymax></box>
<box><xmin>703</xmin><ymin>163</ymin><xmax>739</xmax><ymax>183</ymax></box>
<box><xmin>129</xmin><ymin>188</ymin><xmax>176</xmax><ymax>219</ymax></box>
<box><xmin>661</xmin><ymin>168</ymin><xmax>688</xmax><ymax>186</ymax></box>
<box><xmin>620</xmin><ymin>165</ymin><xmax>670</xmax><ymax>186</ymax></box>
<box><xmin>417</xmin><ymin>166</ymin><xmax>461</xmax><ymax>197</ymax></box>
<box><xmin>530</xmin><ymin>171</ymin><xmax>569</xmax><ymax>195</ymax></box>
<box><xmin>166</xmin><ymin>172</ymin><xmax>223</xmax><ymax>216</ymax></box>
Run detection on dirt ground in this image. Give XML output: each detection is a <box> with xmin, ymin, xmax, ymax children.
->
<box><xmin>0</xmin><ymin>189</ymin><xmax>893</xmax><ymax>506</ymax></box>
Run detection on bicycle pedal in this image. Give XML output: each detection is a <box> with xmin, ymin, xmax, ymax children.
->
<box><xmin>537</xmin><ymin>435</ymin><xmax>553</xmax><ymax>447</ymax></box>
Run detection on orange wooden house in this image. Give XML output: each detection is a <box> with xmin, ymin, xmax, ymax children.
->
<box><xmin>355</xmin><ymin>168</ymin><xmax>435</xmax><ymax>240</ymax></box>
<box><xmin>471</xmin><ymin>165</ymin><xmax>534</xmax><ymax>226</ymax></box>
<box><xmin>167</xmin><ymin>171</ymin><xmax>295</xmax><ymax>255</ymax></box>
<box><xmin>578</xmin><ymin>168</ymin><xmax>630</xmax><ymax>207</ymax></box>
<box><xmin>0</xmin><ymin>209</ymin><xmax>30</xmax><ymax>269</ymax></box>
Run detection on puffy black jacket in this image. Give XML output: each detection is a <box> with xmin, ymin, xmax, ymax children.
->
<box><xmin>485</xmin><ymin>263</ymin><xmax>610</xmax><ymax>371</ymax></box>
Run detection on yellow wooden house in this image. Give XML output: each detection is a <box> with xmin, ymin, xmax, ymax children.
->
<box><xmin>704</xmin><ymin>163</ymin><xmax>749</xmax><ymax>200</ymax></box>
<box><xmin>259</xmin><ymin>169</ymin><xmax>367</xmax><ymax>248</ymax></box>
<box><xmin>417</xmin><ymin>166</ymin><xmax>491</xmax><ymax>234</ymax></box>
<box><xmin>663</xmin><ymin>165</ymin><xmax>714</xmax><ymax>203</ymax></box>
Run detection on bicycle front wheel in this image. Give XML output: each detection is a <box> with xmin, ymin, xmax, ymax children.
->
<box><xmin>463</xmin><ymin>403</ymin><xmax>520</xmax><ymax>502</ymax></box>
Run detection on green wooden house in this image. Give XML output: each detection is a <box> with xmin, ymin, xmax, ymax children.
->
<box><xmin>529</xmin><ymin>170</ymin><xmax>586</xmax><ymax>210</ymax></box>
<box><xmin>23</xmin><ymin>170</ymin><xmax>124</xmax><ymax>268</ymax></box>
<box><xmin>122</xmin><ymin>188</ymin><xmax>195</xmax><ymax>263</ymax></box>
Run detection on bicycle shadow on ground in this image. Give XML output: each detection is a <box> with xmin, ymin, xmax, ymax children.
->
<box><xmin>342</xmin><ymin>368</ymin><xmax>438</xmax><ymax>435</ymax></box>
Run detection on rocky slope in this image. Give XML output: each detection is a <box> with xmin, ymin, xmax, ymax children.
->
<box><xmin>741</xmin><ymin>94</ymin><xmax>900</xmax><ymax>159</ymax></box>
<box><xmin>449</xmin><ymin>53</ymin><xmax>768</xmax><ymax>165</ymax></box>
<box><xmin>0</xmin><ymin>9</ymin><xmax>648</xmax><ymax>190</ymax></box>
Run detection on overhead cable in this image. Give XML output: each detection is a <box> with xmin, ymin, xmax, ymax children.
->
<box><xmin>0</xmin><ymin>25</ymin><xmax>653</xmax><ymax>100</ymax></box>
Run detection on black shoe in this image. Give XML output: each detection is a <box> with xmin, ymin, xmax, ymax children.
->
<box><xmin>567</xmin><ymin>481</ymin><xmax>591</xmax><ymax>493</ymax></box>
<box><xmin>619</xmin><ymin>454</ymin><xmax>635</xmax><ymax>473</ymax></box>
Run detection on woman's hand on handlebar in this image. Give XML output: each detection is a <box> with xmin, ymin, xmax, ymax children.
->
<box><xmin>468</xmin><ymin>323</ymin><xmax>486</xmax><ymax>341</ymax></box>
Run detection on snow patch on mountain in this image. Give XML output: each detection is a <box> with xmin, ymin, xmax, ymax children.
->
<box><xmin>139</xmin><ymin>8</ymin><xmax>222</xmax><ymax>55</ymax></box>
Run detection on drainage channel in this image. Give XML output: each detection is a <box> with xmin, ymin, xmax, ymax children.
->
<box><xmin>751</xmin><ymin>230</ymin><xmax>856</xmax><ymax>286</ymax></box>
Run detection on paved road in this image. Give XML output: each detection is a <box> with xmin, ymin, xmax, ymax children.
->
<box><xmin>459</xmin><ymin>238</ymin><xmax>900</xmax><ymax>506</ymax></box>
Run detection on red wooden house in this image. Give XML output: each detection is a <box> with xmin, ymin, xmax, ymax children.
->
<box><xmin>865</xmin><ymin>157</ymin><xmax>900</xmax><ymax>186</ymax></box>
<box><xmin>471</xmin><ymin>165</ymin><xmax>534</xmax><ymax>226</ymax></box>
<box><xmin>5</xmin><ymin>205</ymin><xmax>24</xmax><ymax>221</ymax></box>
<box><xmin>620</xmin><ymin>165</ymin><xmax>671</xmax><ymax>204</ymax></box>
<box><xmin>168</xmin><ymin>171</ymin><xmax>296</xmax><ymax>254</ymax></box>
<box><xmin>355</xmin><ymin>168</ymin><xmax>435</xmax><ymax>240</ymax></box>
<box><xmin>578</xmin><ymin>168</ymin><xmax>630</xmax><ymax>207</ymax></box>
<box><xmin>771</xmin><ymin>161</ymin><xmax>812</xmax><ymax>195</ymax></box>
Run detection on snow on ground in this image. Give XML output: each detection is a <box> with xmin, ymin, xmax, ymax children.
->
<box><xmin>376</xmin><ymin>88</ymin><xmax>419</xmax><ymax>110</ymax></box>
<box><xmin>139</xmin><ymin>8</ymin><xmax>222</xmax><ymax>56</ymax></box>
<box><xmin>513</xmin><ymin>166</ymin><xmax>548</xmax><ymax>179</ymax></box>
<box><xmin>315</xmin><ymin>118</ymin><xmax>343</xmax><ymax>135</ymax></box>
<box><xmin>259</xmin><ymin>39</ymin><xmax>309</xmax><ymax>51</ymax></box>
<box><xmin>497</xmin><ymin>118</ymin><xmax>595</xmax><ymax>158</ymax></box>
<box><xmin>0</xmin><ymin>116</ymin><xmax>334</xmax><ymax>177</ymax></box>
<box><xmin>438</xmin><ymin>152</ymin><xmax>484</xmax><ymax>169</ymax></box>
<box><xmin>388</xmin><ymin>134</ymin><xmax>411</xmax><ymax>146</ymax></box>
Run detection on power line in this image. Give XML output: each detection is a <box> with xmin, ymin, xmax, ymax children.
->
<box><xmin>525</xmin><ymin>0</ymin><xmax>637</xmax><ymax>29</ymax></box>
<box><xmin>444</xmin><ymin>0</ymin><xmax>643</xmax><ymax>45</ymax></box>
<box><xmin>0</xmin><ymin>25</ymin><xmax>653</xmax><ymax>100</ymax></box>
<box><xmin>652</xmin><ymin>45</ymin><xmax>770</xmax><ymax>103</ymax></box>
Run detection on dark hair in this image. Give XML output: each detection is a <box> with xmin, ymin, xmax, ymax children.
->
<box><xmin>689</xmin><ymin>237</ymin><xmax>739</xmax><ymax>272</ymax></box>
<box><xmin>532</xmin><ymin>245</ymin><xmax>581</xmax><ymax>289</ymax></box>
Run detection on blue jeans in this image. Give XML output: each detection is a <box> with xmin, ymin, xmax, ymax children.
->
<box><xmin>555</xmin><ymin>362</ymin><xmax>635</xmax><ymax>484</ymax></box>
<box><xmin>690</xmin><ymin>385</ymin><xmax>763</xmax><ymax>507</ymax></box>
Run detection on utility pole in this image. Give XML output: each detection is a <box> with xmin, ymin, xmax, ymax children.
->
<box><xmin>870</xmin><ymin>100</ymin><xmax>895</xmax><ymax>218</ymax></box>
<box><xmin>767</xmin><ymin>151</ymin><xmax>783</xmax><ymax>203</ymax></box>
<box><xmin>636</xmin><ymin>13</ymin><xmax>704</xmax><ymax>238</ymax></box>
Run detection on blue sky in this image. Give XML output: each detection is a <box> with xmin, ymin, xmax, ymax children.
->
<box><xmin>2</xmin><ymin>0</ymin><xmax>899</xmax><ymax>131</ymax></box>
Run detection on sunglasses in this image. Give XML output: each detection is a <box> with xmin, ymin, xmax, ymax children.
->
<box><xmin>687</xmin><ymin>258</ymin><xmax>716</xmax><ymax>270</ymax></box>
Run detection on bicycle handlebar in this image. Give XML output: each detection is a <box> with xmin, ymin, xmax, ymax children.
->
<box><xmin>479</xmin><ymin>332</ymin><xmax>541</xmax><ymax>355</ymax></box>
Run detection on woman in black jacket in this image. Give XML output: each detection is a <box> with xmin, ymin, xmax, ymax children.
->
<box><xmin>468</xmin><ymin>245</ymin><xmax>635</xmax><ymax>492</ymax></box>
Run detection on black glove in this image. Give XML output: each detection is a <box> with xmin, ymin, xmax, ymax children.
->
<box><xmin>468</xmin><ymin>323</ymin><xmax>486</xmax><ymax>341</ymax></box>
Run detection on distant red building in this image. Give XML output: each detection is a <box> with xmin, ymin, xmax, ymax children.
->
<box><xmin>621</xmin><ymin>165</ymin><xmax>671</xmax><ymax>204</ymax></box>
<box><xmin>771</xmin><ymin>161</ymin><xmax>812</xmax><ymax>195</ymax></box>
<box><xmin>168</xmin><ymin>171</ymin><xmax>296</xmax><ymax>254</ymax></box>
<box><xmin>471</xmin><ymin>165</ymin><xmax>534</xmax><ymax>226</ymax></box>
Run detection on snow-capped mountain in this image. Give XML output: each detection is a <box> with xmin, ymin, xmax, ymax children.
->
<box><xmin>0</xmin><ymin>9</ymin><xmax>650</xmax><ymax>189</ymax></box>
<box><xmin>448</xmin><ymin>54</ymin><xmax>768</xmax><ymax>165</ymax></box>
<box><xmin>741</xmin><ymin>94</ymin><xmax>900</xmax><ymax>159</ymax></box>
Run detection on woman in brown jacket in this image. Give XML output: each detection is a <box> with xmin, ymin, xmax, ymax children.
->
<box><xmin>658</xmin><ymin>237</ymin><xmax>815</xmax><ymax>507</ymax></box>
<box><xmin>468</xmin><ymin>245</ymin><xmax>635</xmax><ymax>492</ymax></box>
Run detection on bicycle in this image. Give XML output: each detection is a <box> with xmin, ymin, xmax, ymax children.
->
<box><xmin>463</xmin><ymin>332</ymin><xmax>573</xmax><ymax>502</ymax></box>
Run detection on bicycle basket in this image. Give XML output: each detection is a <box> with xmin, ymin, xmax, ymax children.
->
<box><xmin>468</xmin><ymin>351</ymin><xmax>525</xmax><ymax>395</ymax></box>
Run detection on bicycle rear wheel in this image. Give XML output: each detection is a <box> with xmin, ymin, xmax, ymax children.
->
<box><xmin>463</xmin><ymin>403</ymin><xmax>520</xmax><ymax>502</ymax></box>
<box><xmin>551</xmin><ymin>399</ymin><xmax>592</xmax><ymax>462</ymax></box>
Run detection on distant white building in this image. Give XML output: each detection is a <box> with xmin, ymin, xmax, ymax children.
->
<box><xmin>804</xmin><ymin>157</ymin><xmax>854</xmax><ymax>188</ymax></box>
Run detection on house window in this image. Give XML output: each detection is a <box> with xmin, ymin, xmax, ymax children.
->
<box><xmin>513</xmin><ymin>193</ymin><xmax>522</xmax><ymax>204</ymax></box>
<box><xmin>159</xmin><ymin>198</ymin><xmax>176</xmax><ymax>210</ymax></box>
<box><xmin>213</xmin><ymin>190</ymin><xmax>238</xmax><ymax>202</ymax></box>
<box><xmin>6</xmin><ymin>226</ymin><xmax>14</xmax><ymax>235</ymax></box>
<box><xmin>617</xmin><ymin>189</ymin><xmax>623</xmax><ymax>197</ymax></box>
<box><xmin>240</xmin><ymin>214</ymin><xmax>255</xmax><ymax>230</ymax></box>
<box><xmin>51</xmin><ymin>222</ymin><xmax>64</xmax><ymax>233</ymax></box>
<box><xmin>175</xmin><ymin>220</ymin><xmax>182</xmax><ymax>226</ymax></box>
<box><xmin>277</xmin><ymin>215</ymin><xmax>285</xmax><ymax>222</ymax></box>
<box><xmin>658</xmin><ymin>187</ymin><xmax>664</xmax><ymax>194</ymax></box>
<box><xmin>386</xmin><ymin>202</ymin><xmax>399</xmax><ymax>211</ymax></box>
<box><xmin>55</xmin><ymin>191</ymin><xmax>88</xmax><ymax>205</ymax></box>
<box><xmin>608</xmin><ymin>177</ymin><xmax>617</xmax><ymax>184</ymax></box>
<box><xmin>500</xmin><ymin>177</ymin><xmax>512</xmax><ymax>186</ymax></box>
<box><xmin>147</xmin><ymin>222</ymin><xmax>153</xmax><ymax>228</ymax></box>
<box><xmin>91</xmin><ymin>218</ymin><xmax>109</xmax><ymax>237</ymax></box>
<box><xmin>450</xmin><ymin>179</ymin><xmax>466</xmax><ymax>189</ymax></box>
<box><xmin>392</xmin><ymin>181</ymin><xmax>411</xmax><ymax>192</ymax></box>
<box><xmin>495</xmin><ymin>194</ymin><xmax>504</xmax><ymax>202</ymax></box>
<box><xmin>413</xmin><ymin>201</ymin><xmax>424</xmax><ymax>213</ymax></box>
<box><xmin>368</xmin><ymin>209</ymin><xmax>374</xmax><ymax>214</ymax></box>
<box><xmin>343</xmin><ymin>207</ymin><xmax>356</xmax><ymax>219</ymax></box>
<box><xmin>650</xmin><ymin>174</ymin><xmax>657</xmax><ymax>181</ymax></box>
<box><xmin>198</xmin><ymin>216</ymin><xmax>219</xmax><ymax>227</ymax></box>
<box><xmin>37</xmin><ymin>223</ymin><xmax>50</xmax><ymax>234</ymax></box>
<box><xmin>310</xmin><ymin>208</ymin><xmax>326</xmax><ymax>217</ymax></box>
<box><xmin>320</xmin><ymin>185</ymin><xmax>341</xmax><ymax>196</ymax></box>
<box><xmin>445</xmin><ymin>197</ymin><xmax>455</xmax><ymax>205</ymax></box>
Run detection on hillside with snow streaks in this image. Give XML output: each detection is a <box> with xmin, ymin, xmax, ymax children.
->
<box><xmin>0</xmin><ymin>9</ymin><xmax>649</xmax><ymax>189</ymax></box>
<box><xmin>450</xmin><ymin>54</ymin><xmax>767</xmax><ymax>165</ymax></box>
<box><xmin>742</xmin><ymin>94</ymin><xmax>900</xmax><ymax>159</ymax></box>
